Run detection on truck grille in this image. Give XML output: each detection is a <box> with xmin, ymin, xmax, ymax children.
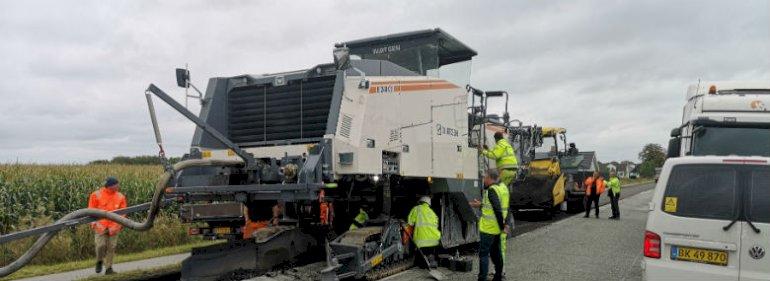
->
<box><xmin>227</xmin><ymin>75</ymin><xmax>335</xmax><ymax>146</ymax></box>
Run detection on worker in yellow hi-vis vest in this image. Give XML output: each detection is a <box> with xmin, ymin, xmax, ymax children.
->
<box><xmin>349</xmin><ymin>202</ymin><xmax>370</xmax><ymax>230</ymax></box>
<box><xmin>470</xmin><ymin>169</ymin><xmax>512</xmax><ymax>281</ymax></box>
<box><xmin>406</xmin><ymin>195</ymin><xmax>441</xmax><ymax>268</ymax></box>
<box><xmin>481</xmin><ymin>132</ymin><xmax>519</xmax><ymax>186</ymax></box>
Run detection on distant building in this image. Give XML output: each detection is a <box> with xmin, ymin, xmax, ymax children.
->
<box><xmin>597</xmin><ymin>160</ymin><xmax>639</xmax><ymax>179</ymax></box>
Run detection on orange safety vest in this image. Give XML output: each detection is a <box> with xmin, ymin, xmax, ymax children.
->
<box><xmin>583</xmin><ymin>176</ymin><xmax>606</xmax><ymax>196</ymax></box>
<box><xmin>88</xmin><ymin>187</ymin><xmax>127</xmax><ymax>236</ymax></box>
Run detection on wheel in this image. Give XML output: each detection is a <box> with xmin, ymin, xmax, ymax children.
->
<box><xmin>547</xmin><ymin>204</ymin><xmax>560</xmax><ymax>219</ymax></box>
<box><xmin>566</xmin><ymin>198</ymin><xmax>584</xmax><ymax>213</ymax></box>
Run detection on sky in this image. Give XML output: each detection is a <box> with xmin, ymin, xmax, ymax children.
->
<box><xmin>0</xmin><ymin>0</ymin><xmax>768</xmax><ymax>163</ymax></box>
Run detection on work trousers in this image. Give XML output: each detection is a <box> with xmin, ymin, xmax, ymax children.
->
<box><xmin>609</xmin><ymin>191</ymin><xmax>620</xmax><ymax>218</ymax></box>
<box><xmin>478</xmin><ymin>232</ymin><xmax>504</xmax><ymax>281</ymax></box>
<box><xmin>585</xmin><ymin>195</ymin><xmax>600</xmax><ymax>218</ymax></box>
<box><xmin>499</xmin><ymin>168</ymin><xmax>517</xmax><ymax>186</ymax></box>
<box><xmin>416</xmin><ymin>246</ymin><xmax>438</xmax><ymax>268</ymax></box>
<box><xmin>95</xmin><ymin>232</ymin><xmax>118</xmax><ymax>268</ymax></box>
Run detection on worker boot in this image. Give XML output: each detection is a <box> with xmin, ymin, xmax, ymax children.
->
<box><xmin>105</xmin><ymin>267</ymin><xmax>115</xmax><ymax>275</ymax></box>
<box><xmin>95</xmin><ymin>261</ymin><xmax>103</xmax><ymax>273</ymax></box>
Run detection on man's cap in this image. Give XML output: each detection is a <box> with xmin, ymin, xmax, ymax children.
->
<box><xmin>105</xmin><ymin>177</ymin><xmax>119</xmax><ymax>187</ymax></box>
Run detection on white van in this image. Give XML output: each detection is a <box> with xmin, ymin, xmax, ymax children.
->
<box><xmin>643</xmin><ymin>156</ymin><xmax>770</xmax><ymax>281</ymax></box>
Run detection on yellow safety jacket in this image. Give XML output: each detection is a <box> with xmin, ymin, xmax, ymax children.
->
<box><xmin>349</xmin><ymin>208</ymin><xmax>369</xmax><ymax>230</ymax></box>
<box><xmin>480</xmin><ymin>183</ymin><xmax>510</xmax><ymax>235</ymax></box>
<box><xmin>483</xmin><ymin>139</ymin><xmax>518</xmax><ymax>169</ymax></box>
<box><xmin>606</xmin><ymin>177</ymin><xmax>621</xmax><ymax>194</ymax></box>
<box><xmin>407</xmin><ymin>202</ymin><xmax>441</xmax><ymax>248</ymax></box>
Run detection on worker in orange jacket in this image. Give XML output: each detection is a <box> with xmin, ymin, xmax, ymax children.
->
<box><xmin>88</xmin><ymin>177</ymin><xmax>127</xmax><ymax>275</ymax></box>
<box><xmin>583</xmin><ymin>171</ymin><xmax>605</xmax><ymax>218</ymax></box>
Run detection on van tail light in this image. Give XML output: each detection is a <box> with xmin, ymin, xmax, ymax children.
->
<box><xmin>644</xmin><ymin>230</ymin><xmax>661</xmax><ymax>259</ymax></box>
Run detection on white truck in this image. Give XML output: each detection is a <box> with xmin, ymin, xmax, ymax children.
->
<box><xmin>668</xmin><ymin>81</ymin><xmax>770</xmax><ymax>158</ymax></box>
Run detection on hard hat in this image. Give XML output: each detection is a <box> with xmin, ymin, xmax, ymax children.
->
<box><xmin>419</xmin><ymin>196</ymin><xmax>431</xmax><ymax>205</ymax></box>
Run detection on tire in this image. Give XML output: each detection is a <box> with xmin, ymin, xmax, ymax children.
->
<box><xmin>566</xmin><ymin>198</ymin><xmax>584</xmax><ymax>213</ymax></box>
<box><xmin>549</xmin><ymin>204</ymin><xmax>561</xmax><ymax>219</ymax></box>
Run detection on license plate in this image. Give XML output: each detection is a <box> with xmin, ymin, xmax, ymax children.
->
<box><xmin>670</xmin><ymin>246</ymin><xmax>728</xmax><ymax>266</ymax></box>
<box><xmin>214</xmin><ymin>227</ymin><xmax>231</xmax><ymax>234</ymax></box>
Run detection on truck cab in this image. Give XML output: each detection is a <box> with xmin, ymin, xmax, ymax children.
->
<box><xmin>668</xmin><ymin>81</ymin><xmax>770</xmax><ymax>158</ymax></box>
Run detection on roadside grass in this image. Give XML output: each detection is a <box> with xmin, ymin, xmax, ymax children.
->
<box><xmin>620</xmin><ymin>177</ymin><xmax>654</xmax><ymax>186</ymax></box>
<box><xmin>75</xmin><ymin>263</ymin><xmax>181</xmax><ymax>281</ymax></box>
<box><xmin>1</xmin><ymin>240</ymin><xmax>219</xmax><ymax>281</ymax></box>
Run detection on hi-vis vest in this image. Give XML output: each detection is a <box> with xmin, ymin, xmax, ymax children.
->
<box><xmin>408</xmin><ymin>202</ymin><xmax>441</xmax><ymax>248</ymax></box>
<box><xmin>480</xmin><ymin>183</ymin><xmax>510</xmax><ymax>235</ymax></box>
<box><xmin>349</xmin><ymin>208</ymin><xmax>369</xmax><ymax>230</ymax></box>
<box><xmin>88</xmin><ymin>188</ymin><xmax>127</xmax><ymax>236</ymax></box>
<box><xmin>483</xmin><ymin>139</ymin><xmax>519</xmax><ymax>169</ymax></box>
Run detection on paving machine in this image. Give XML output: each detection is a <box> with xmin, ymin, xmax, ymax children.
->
<box><xmin>506</xmin><ymin>126</ymin><xmax>595</xmax><ymax>215</ymax></box>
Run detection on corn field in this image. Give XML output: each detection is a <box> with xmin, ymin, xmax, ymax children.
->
<box><xmin>0</xmin><ymin>164</ymin><xmax>195</xmax><ymax>266</ymax></box>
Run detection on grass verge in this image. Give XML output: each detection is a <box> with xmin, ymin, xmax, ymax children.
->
<box><xmin>2</xmin><ymin>240</ymin><xmax>218</xmax><ymax>281</ymax></box>
<box><xmin>75</xmin><ymin>263</ymin><xmax>181</xmax><ymax>281</ymax></box>
<box><xmin>620</xmin><ymin>177</ymin><xmax>654</xmax><ymax>186</ymax></box>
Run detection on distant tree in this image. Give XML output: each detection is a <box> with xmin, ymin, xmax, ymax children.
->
<box><xmin>88</xmin><ymin>155</ymin><xmax>181</xmax><ymax>165</ymax></box>
<box><xmin>638</xmin><ymin>143</ymin><xmax>666</xmax><ymax>177</ymax></box>
<box><xmin>639</xmin><ymin>162</ymin><xmax>657</xmax><ymax>178</ymax></box>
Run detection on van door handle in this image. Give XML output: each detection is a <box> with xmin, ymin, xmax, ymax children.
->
<box><xmin>666</xmin><ymin>237</ymin><xmax>737</xmax><ymax>251</ymax></box>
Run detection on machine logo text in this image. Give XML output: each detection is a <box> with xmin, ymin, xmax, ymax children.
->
<box><xmin>436</xmin><ymin>124</ymin><xmax>459</xmax><ymax>137</ymax></box>
<box><xmin>372</xmin><ymin>44</ymin><xmax>401</xmax><ymax>54</ymax></box>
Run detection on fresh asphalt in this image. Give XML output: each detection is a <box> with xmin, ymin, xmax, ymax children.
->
<box><xmin>510</xmin><ymin>182</ymin><xmax>655</xmax><ymax>238</ymax></box>
<box><xmin>384</xmin><ymin>182</ymin><xmax>656</xmax><ymax>281</ymax></box>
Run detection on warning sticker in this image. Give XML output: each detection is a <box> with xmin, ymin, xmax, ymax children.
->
<box><xmin>664</xmin><ymin>197</ymin><xmax>678</xmax><ymax>213</ymax></box>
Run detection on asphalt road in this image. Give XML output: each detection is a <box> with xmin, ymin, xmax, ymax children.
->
<box><xmin>384</xmin><ymin>182</ymin><xmax>655</xmax><ymax>281</ymax></box>
<box><xmin>510</xmin><ymin>182</ymin><xmax>655</xmax><ymax>237</ymax></box>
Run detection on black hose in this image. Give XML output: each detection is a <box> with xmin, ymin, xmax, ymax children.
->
<box><xmin>0</xmin><ymin>159</ymin><xmax>243</xmax><ymax>277</ymax></box>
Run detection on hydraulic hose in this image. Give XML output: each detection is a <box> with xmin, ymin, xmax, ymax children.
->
<box><xmin>0</xmin><ymin>158</ymin><xmax>243</xmax><ymax>277</ymax></box>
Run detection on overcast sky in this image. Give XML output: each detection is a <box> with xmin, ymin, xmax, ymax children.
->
<box><xmin>0</xmin><ymin>0</ymin><xmax>768</xmax><ymax>164</ymax></box>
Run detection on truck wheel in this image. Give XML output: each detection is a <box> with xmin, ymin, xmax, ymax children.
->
<box><xmin>549</xmin><ymin>205</ymin><xmax>561</xmax><ymax>218</ymax></box>
<box><xmin>566</xmin><ymin>199</ymin><xmax>584</xmax><ymax>213</ymax></box>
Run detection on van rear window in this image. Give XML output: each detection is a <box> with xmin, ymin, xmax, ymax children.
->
<box><xmin>663</xmin><ymin>165</ymin><xmax>738</xmax><ymax>220</ymax></box>
<box><xmin>748</xmin><ymin>169</ymin><xmax>770</xmax><ymax>223</ymax></box>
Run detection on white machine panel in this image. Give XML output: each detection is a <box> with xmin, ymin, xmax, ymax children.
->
<box><xmin>332</xmin><ymin>76</ymin><xmax>477</xmax><ymax>180</ymax></box>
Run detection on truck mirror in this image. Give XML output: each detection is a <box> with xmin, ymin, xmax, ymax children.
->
<box><xmin>670</xmin><ymin>128</ymin><xmax>681</xmax><ymax>138</ymax></box>
<box><xmin>667</xmin><ymin>137</ymin><xmax>681</xmax><ymax>158</ymax></box>
<box><xmin>175</xmin><ymin>68</ymin><xmax>189</xmax><ymax>88</ymax></box>
<box><xmin>333</xmin><ymin>47</ymin><xmax>351</xmax><ymax>70</ymax></box>
<box><xmin>485</xmin><ymin>91</ymin><xmax>505</xmax><ymax>97</ymax></box>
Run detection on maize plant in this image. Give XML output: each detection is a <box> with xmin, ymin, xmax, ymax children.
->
<box><xmin>0</xmin><ymin>164</ymin><xmax>165</xmax><ymax>233</ymax></box>
<box><xmin>0</xmin><ymin>164</ymin><xmax>197</xmax><ymax>267</ymax></box>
